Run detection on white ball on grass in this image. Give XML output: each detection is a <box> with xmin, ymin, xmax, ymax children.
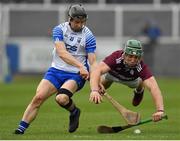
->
<box><xmin>134</xmin><ymin>129</ymin><xmax>141</xmax><ymax>134</ymax></box>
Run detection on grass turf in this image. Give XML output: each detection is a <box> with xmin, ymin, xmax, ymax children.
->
<box><xmin>0</xmin><ymin>76</ymin><xmax>180</xmax><ymax>140</ymax></box>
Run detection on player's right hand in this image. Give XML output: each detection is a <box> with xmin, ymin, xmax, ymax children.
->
<box><xmin>89</xmin><ymin>91</ymin><xmax>103</xmax><ymax>104</ymax></box>
<box><xmin>79</xmin><ymin>66</ymin><xmax>89</xmax><ymax>80</ymax></box>
<box><xmin>152</xmin><ymin>111</ymin><xmax>164</xmax><ymax>122</ymax></box>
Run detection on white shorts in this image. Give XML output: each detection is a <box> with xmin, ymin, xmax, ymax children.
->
<box><xmin>103</xmin><ymin>73</ymin><xmax>142</xmax><ymax>88</ymax></box>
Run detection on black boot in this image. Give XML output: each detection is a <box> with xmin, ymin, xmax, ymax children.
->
<box><xmin>68</xmin><ymin>108</ymin><xmax>81</xmax><ymax>133</ymax></box>
<box><xmin>14</xmin><ymin>129</ymin><xmax>24</xmax><ymax>134</ymax></box>
<box><xmin>132</xmin><ymin>89</ymin><xmax>144</xmax><ymax>106</ymax></box>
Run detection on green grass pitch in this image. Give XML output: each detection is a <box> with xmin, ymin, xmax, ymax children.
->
<box><xmin>0</xmin><ymin>76</ymin><xmax>180</xmax><ymax>140</ymax></box>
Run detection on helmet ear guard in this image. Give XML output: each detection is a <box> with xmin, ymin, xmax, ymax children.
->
<box><xmin>124</xmin><ymin>39</ymin><xmax>143</xmax><ymax>57</ymax></box>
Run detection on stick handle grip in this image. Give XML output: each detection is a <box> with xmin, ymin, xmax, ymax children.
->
<box><xmin>137</xmin><ymin>114</ymin><xmax>168</xmax><ymax>126</ymax></box>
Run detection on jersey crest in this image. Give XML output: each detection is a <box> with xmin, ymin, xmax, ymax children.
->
<box><xmin>130</xmin><ymin>69</ymin><xmax>134</xmax><ymax>75</ymax></box>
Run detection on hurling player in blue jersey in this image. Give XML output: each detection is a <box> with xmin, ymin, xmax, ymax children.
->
<box><xmin>15</xmin><ymin>4</ymin><xmax>97</xmax><ymax>134</ymax></box>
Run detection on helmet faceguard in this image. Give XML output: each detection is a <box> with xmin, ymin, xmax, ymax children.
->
<box><xmin>124</xmin><ymin>39</ymin><xmax>143</xmax><ymax>57</ymax></box>
<box><xmin>68</xmin><ymin>4</ymin><xmax>88</xmax><ymax>20</ymax></box>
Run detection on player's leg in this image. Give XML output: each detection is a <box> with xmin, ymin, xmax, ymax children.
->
<box><xmin>15</xmin><ymin>79</ymin><xmax>57</xmax><ymax>134</ymax></box>
<box><xmin>132</xmin><ymin>78</ymin><xmax>144</xmax><ymax>106</ymax></box>
<box><xmin>101</xmin><ymin>73</ymin><xmax>113</xmax><ymax>89</ymax></box>
<box><xmin>103</xmin><ymin>73</ymin><xmax>144</xmax><ymax>106</ymax></box>
<box><xmin>23</xmin><ymin>79</ymin><xmax>57</xmax><ymax>121</ymax></box>
<box><xmin>55</xmin><ymin>80</ymin><xmax>78</xmax><ymax>111</ymax></box>
<box><xmin>116</xmin><ymin>77</ymin><xmax>144</xmax><ymax>106</ymax></box>
<box><xmin>55</xmin><ymin>73</ymin><xmax>85</xmax><ymax>133</ymax></box>
<box><xmin>55</xmin><ymin>80</ymin><xmax>80</xmax><ymax>133</ymax></box>
<box><xmin>14</xmin><ymin>67</ymin><xmax>60</xmax><ymax>134</ymax></box>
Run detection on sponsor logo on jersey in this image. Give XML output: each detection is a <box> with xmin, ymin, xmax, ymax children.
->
<box><xmin>64</xmin><ymin>34</ymin><xmax>68</xmax><ymax>38</ymax></box>
<box><xmin>77</xmin><ymin>37</ymin><xmax>82</xmax><ymax>43</ymax></box>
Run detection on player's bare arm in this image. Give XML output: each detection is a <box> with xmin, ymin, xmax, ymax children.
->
<box><xmin>88</xmin><ymin>53</ymin><xmax>97</xmax><ymax>73</ymax></box>
<box><xmin>143</xmin><ymin>76</ymin><xmax>164</xmax><ymax>122</ymax></box>
<box><xmin>89</xmin><ymin>62</ymin><xmax>111</xmax><ymax>104</ymax></box>
<box><xmin>55</xmin><ymin>41</ymin><xmax>89</xmax><ymax>80</ymax></box>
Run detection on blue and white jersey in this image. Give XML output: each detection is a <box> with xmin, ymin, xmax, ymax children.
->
<box><xmin>52</xmin><ymin>22</ymin><xmax>96</xmax><ymax>73</ymax></box>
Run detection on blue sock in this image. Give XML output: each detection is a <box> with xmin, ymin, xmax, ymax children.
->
<box><xmin>17</xmin><ymin>121</ymin><xmax>29</xmax><ymax>133</ymax></box>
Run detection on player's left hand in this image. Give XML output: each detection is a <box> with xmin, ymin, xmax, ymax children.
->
<box><xmin>152</xmin><ymin>111</ymin><xmax>164</xmax><ymax>122</ymax></box>
<box><xmin>89</xmin><ymin>91</ymin><xmax>103</xmax><ymax>104</ymax></box>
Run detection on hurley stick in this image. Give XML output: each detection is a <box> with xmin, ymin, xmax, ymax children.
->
<box><xmin>104</xmin><ymin>93</ymin><xmax>141</xmax><ymax>125</ymax></box>
<box><xmin>97</xmin><ymin>114</ymin><xmax>168</xmax><ymax>133</ymax></box>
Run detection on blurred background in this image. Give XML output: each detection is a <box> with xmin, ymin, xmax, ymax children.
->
<box><xmin>1</xmin><ymin>0</ymin><xmax>180</xmax><ymax>83</ymax></box>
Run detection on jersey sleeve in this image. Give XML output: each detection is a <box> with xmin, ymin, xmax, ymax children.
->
<box><xmin>85</xmin><ymin>29</ymin><xmax>96</xmax><ymax>53</ymax></box>
<box><xmin>103</xmin><ymin>51</ymin><xmax>120</xmax><ymax>69</ymax></box>
<box><xmin>52</xmin><ymin>25</ymin><xmax>63</xmax><ymax>42</ymax></box>
<box><xmin>139</xmin><ymin>63</ymin><xmax>153</xmax><ymax>81</ymax></box>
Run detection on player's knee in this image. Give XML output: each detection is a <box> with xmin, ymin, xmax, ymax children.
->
<box><xmin>55</xmin><ymin>88</ymin><xmax>73</xmax><ymax>107</ymax></box>
<box><xmin>55</xmin><ymin>94</ymin><xmax>69</xmax><ymax>106</ymax></box>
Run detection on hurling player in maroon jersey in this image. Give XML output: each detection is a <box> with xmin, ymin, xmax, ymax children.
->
<box><xmin>89</xmin><ymin>39</ymin><xmax>164</xmax><ymax>122</ymax></box>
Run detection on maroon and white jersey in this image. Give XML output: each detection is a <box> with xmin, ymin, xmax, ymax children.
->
<box><xmin>103</xmin><ymin>50</ymin><xmax>152</xmax><ymax>81</ymax></box>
